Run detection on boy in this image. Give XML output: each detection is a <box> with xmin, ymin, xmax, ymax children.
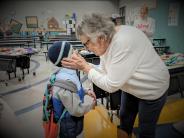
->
<box><xmin>43</xmin><ymin>41</ymin><xmax>96</xmax><ymax>138</ymax></box>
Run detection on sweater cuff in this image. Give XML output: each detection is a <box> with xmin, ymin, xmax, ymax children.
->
<box><xmin>88</xmin><ymin>68</ymin><xmax>97</xmax><ymax>81</ymax></box>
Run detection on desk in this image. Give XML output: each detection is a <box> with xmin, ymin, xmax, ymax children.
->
<box><xmin>167</xmin><ymin>64</ymin><xmax>184</xmax><ymax>97</ymax></box>
<box><xmin>41</xmin><ymin>40</ymin><xmax>82</xmax><ymax>50</ymax></box>
<box><xmin>0</xmin><ymin>42</ymin><xmax>25</xmax><ymax>47</ymax></box>
<box><xmin>168</xmin><ymin>64</ymin><xmax>184</xmax><ymax>74</ymax></box>
<box><xmin>67</xmin><ymin>40</ymin><xmax>81</xmax><ymax>43</ymax></box>
<box><xmin>2</xmin><ymin>36</ymin><xmax>32</xmax><ymax>39</ymax></box>
<box><xmin>0</xmin><ymin>39</ymin><xmax>34</xmax><ymax>47</ymax></box>
<box><xmin>0</xmin><ymin>58</ymin><xmax>16</xmax><ymax>80</ymax></box>
<box><xmin>41</xmin><ymin>41</ymin><xmax>54</xmax><ymax>50</ymax></box>
<box><xmin>67</xmin><ymin>41</ymin><xmax>83</xmax><ymax>49</ymax></box>
<box><xmin>0</xmin><ymin>48</ymin><xmax>38</xmax><ymax>80</ymax></box>
<box><xmin>48</xmin><ymin>35</ymin><xmax>77</xmax><ymax>41</ymax></box>
<box><xmin>0</xmin><ymin>47</ymin><xmax>38</xmax><ymax>57</ymax></box>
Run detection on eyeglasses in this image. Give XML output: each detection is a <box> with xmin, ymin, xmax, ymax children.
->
<box><xmin>83</xmin><ymin>39</ymin><xmax>90</xmax><ymax>48</ymax></box>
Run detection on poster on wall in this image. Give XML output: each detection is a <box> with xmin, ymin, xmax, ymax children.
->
<box><xmin>10</xmin><ymin>19</ymin><xmax>22</xmax><ymax>33</ymax></box>
<box><xmin>47</xmin><ymin>17</ymin><xmax>59</xmax><ymax>29</ymax></box>
<box><xmin>26</xmin><ymin>16</ymin><xmax>38</xmax><ymax>28</ymax></box>
<box><xmin>168</xmin><ymin>3</ymin><xmax>180</xmax><ymax>26</ymax></box>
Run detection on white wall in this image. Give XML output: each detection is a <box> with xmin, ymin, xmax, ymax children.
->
<box><xmin>119</xmin><ymin>0</ymin><xmax>156</xmax><ymax>24</ymax></box>
<box><xmin>0</xmin><ymin>0</ymin><xmax>119</xmax><ymax>29</ymax></box>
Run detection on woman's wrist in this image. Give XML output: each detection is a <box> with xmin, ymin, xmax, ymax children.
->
<box><xmin>83</xmin><ymin>64</ymin><xmax>92</xmax><ymax>73</ymax></box>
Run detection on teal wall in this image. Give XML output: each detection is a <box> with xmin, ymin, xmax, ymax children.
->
<box><xmin>149</xmin><ymin>0</ymin><xmax>184</xmax><ymax>53</ymax></box>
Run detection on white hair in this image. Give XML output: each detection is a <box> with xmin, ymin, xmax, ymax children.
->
<box><xmin>76</xmin><ymin>13</ymin><xmax>115</xmax><ymax>42</ymax></box>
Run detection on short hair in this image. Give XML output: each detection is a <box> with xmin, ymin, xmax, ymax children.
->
<box><xmin>76</xmin><ymin>13</ymin><xmax>115</xmax><ymax>42</ymax></box>
<box><xmin>141</xmin><ymin>4</ymin><xmax>148</xmax><ymax>14</ymax></box>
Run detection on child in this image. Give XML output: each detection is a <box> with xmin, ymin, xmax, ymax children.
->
<box><xmin>43</xmin><ymin>41</ymin><xmax>96</xmax><ymax>138</ymax></box>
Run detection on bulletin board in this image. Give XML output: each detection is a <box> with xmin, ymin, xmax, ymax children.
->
<box><xmin>168</xmin><ymin>3</ymin><xmax>180</xmax><ymax>26</ymax></box>
<box><xmin>25</xmin><ymin>16</ymin><xmax>38</xmax><ymax>28</ymax></box>
<box><xmin>10</xmin><ymin>19</ymin><xmax>22</xmax><ymax>33</ymax></box>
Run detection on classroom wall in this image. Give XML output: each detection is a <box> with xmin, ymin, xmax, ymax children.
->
<box><xmin>149</xmin><ymin>0</ymin><xmax>184</xmax><ymax>53</ymax></box>
<box><xmin>119</xmin><ymin>0</ymin><xmax>184</xmax><ymax>53</ymax></box>
<box><xmin>0</xmin><ymin>0</ymin><xmax>119</xmax><ymax>29</ymax></box>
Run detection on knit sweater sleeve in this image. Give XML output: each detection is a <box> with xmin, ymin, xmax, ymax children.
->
<box><xmin>88</xmin><ymin>57</ymin><xmax>105</xmax><ymax>73</ymax></box>
<box><xmin>88</xmin><ymin>36</ymin><xmax>141</xmax><ymax>93</ymax></box>
<box><xmin>57</xmin><ymin>88</ymin><xmax>94</xmax><ymax>117</ymax></box>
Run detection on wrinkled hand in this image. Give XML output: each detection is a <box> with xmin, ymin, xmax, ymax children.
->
<box><xmin>61</xmin><ymin>51</ymin><xmax>92</xmax><ymax>73</ymax></box>
<box><xmin>87</xmin><ymin>89</ymin><xmax>96</xmax><ymax>100</ymax></box>
<box><xmin>87</xmin><ymin>89</ymin><xmax>97</xmax><ymax>109</ymax></box>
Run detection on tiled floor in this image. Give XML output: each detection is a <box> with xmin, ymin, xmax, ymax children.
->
<box><xmin>0</xmin><ymin>53</ymin><xmax>52</xmax><ymax>138</ymax></box>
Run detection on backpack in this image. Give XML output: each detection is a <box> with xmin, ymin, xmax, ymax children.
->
<box><xmin>42</xmin><ymin>71</ymin><xmax>84</xmax><ymax>138</ymax></box>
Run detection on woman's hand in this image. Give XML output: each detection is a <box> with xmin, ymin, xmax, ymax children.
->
<box><xmin>86</xmin><ymin>89</ymin><xmax>96</xmax><ymax>100</ymax></box>
<box><xmin>61</xmin><ymin>51</ymin><xmax>92</xmax><ymax>73</ymax></box>
<box><xmin>86</xmin><ymin>89</ymin><xmax>97</xmax><ymax>109</ymax></box>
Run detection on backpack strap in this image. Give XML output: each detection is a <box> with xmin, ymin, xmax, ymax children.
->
<box><xmin>53</xmin><ymin>80</ymin><xmax>78</xmax><ymax>93</ymax></box>
<box><xmin>43</xmin><ymin>87</ymin><xmax>50</xmax><ymax>121</ymax></box>
<box><xmin>47</xmin><ymin>69</ymin><xmax>61</xmax><ymax>85</ymax></box>
<box><xmin>43</xmin><ymin>72</ymin><xmax>59</xmax><ymax>122</ymax></box>
<box><xmin>57</xmin><ymin>108</ymin><xmax>67</xmax><ymax>124</ymax></box>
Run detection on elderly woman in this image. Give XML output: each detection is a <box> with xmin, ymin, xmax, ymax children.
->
<box><xmin>62</xmin><ymin>13</ymin><xmax>170</xmax><ymax>138</ymax></box>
